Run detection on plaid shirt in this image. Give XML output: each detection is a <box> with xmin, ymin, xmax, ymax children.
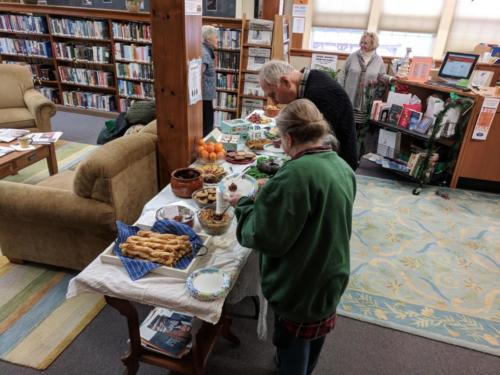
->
<box><xmin>280</xmin><ymin>313</ymin><xmax>337</xmax><ymax>340</ymax></box>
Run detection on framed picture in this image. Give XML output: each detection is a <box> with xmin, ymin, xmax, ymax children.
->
<box><xmin>207</xmin><ymin>0</ymin><xmax>217</xmax><ymax>11</ymax></box>
<box><xmin>408</xmin><ymin>110</ymin><xmax>423</xmax><ymax>131</ymax></box>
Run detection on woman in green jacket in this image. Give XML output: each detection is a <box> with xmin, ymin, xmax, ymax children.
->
<box><xmin>228</xmin><ymin>99</ymin><xmax>356</xmax><ymax>375</ymax></box>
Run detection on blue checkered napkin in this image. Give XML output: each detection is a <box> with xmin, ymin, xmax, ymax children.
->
<box><xmin>113</xmin><ymin>220</ymin><xmax>204</xmax><ymax>280</ymax></box>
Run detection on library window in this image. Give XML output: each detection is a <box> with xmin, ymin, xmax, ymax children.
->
<box><xmin>310</xmin><ymin>27</ymin><xmax>365</xmax><ymax>53</ymax></box>
<box><xmin>377</xmin><ymin>31</ymin><xmax>435</xmax><ymax>57</ymax></box>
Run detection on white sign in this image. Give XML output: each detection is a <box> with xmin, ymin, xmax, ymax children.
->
<box><xmin>311</xmin><ymin>53</ymin><xmax>337</xmax><ymax>72</ymax></box>
<box><xmin>472</xmin><ymin>97</ymin><xmax>499</xmax><ymax>140</ymax></box>
<box><xmin>292</xmin><ymin>17</ymin><xmax>305</xmax><ymax>34</ymax></box>
<box><xmin>188</xmin><ymin>58</ymin><xmax>202</xmax><ymax>105</ymax></box>
<box><xmin>185</xmin><ymin>0</ymin><xmax>202</xmax><ymax>16</ymax></box>
<box><xmin>292</xmin><ymin>4</ymin><xmax>308</xmax><ymax>17</ymax></box>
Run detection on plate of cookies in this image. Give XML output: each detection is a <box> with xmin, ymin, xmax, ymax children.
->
<box><xmin>195</xmin><ymin>163</ymin><xmax>227</xmax><ymax>185</ymax></box>
<box><xmin>245</xmin><ymin>138</ymin><xmax>271</xmax><ymax>152</ymax></box>
<box><xmin>191</xmin><ymin>187</ymin><xmax>217</xmax><ymax>207</ymax></box>
<box><xmin>225</xmin><ymin>151</ymin><xmax>256</xmax><ymax>165</ymax></box>
<box><xmin>101</xmin><ymin>220</ymin><xmax>210</xmax><ymax>279</ymax></box>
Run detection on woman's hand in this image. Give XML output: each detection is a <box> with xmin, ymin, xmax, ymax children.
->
<box><xmin>226</xmin><ymin>193</ymin><xmax>243</xmax><ymax>207</ymax></box>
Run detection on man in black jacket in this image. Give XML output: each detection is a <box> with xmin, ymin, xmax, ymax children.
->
<box><xmin>259</xmin><ymin>60</ymin><xmax>358</xmax><ymax>170</ymax></box>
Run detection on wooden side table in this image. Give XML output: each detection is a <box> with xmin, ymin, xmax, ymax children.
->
<box><xmin>105</xmin><ymin>296</ymin><xmax>240</xmax><ymax>375</ymax></box>
<box><xmin>0</xmin><ymin>142</ymin><xmax>58</xmax><ymax>179</ymax></box>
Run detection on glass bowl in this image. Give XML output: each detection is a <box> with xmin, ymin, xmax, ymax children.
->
<box><xmin>155</xmin><ymin>205</ymin><xmax>195</xmax><ymax>228</ymax></box>
<box><xmin>197</xmin><ymin>204</ymin><xmax>234</xmax><ymax>236</ymax></box>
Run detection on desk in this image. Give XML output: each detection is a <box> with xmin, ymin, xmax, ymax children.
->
<box><xmin>67</xmin><ymin>161</ymin><xmax>266</xmax><ymax>374</ymax></box>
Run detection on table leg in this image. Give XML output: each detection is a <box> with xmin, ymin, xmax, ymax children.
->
<box><xmin>105</xmin><ymin>296</ymin><xmax>142</xmax><ymax>375</ymax></box>
<box><xmin>47</xmin><ymin>143</ymin><xmax>58</xmax><ymax>175</ymax></box>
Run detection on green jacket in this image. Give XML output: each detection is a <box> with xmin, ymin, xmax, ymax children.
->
<box><xmin>235</xmin><ymin>151</ymin><xmax>356</xmax><ymax>323</ymax></box>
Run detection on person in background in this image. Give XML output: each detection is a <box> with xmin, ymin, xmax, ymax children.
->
<box><xmin>337</xmin><ymin>32</ymin><xmax>394</xmax><ymax>157</ymax></box>
<box><xmin>228</xmin><ymin>99</ymin><xmax>356</xmax><ymax>375</ymax></box>
<box><xmin>258</xmin><ymin>60</ymin><xmax>358</xmax><ymax>171</ymax></box>
<box><xmin>201</xmin><ymin>25</ymin><xmax>218</xmax><ymax>136</ymax></box>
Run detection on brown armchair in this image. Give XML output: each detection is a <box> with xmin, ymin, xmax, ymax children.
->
<box><xmin>0</xmin><ymin>64</ymin><xmax>56</xmax><ymax>132</ymax></box>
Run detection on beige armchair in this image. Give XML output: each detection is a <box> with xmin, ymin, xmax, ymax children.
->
<box><xmin>0</xmin><ymin>64</ymin><xmax>56</xmax><ymax>132</ymax></box>
<box><xmin>0</xmin><ymin>124</ymin><xmax>159</xmax><ymax>270</ymax></box>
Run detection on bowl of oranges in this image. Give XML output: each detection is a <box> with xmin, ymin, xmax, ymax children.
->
<box><xmin>197</xmin><ymin>139</ymin><xmax>226</xmax><ymax>164</ymax></box>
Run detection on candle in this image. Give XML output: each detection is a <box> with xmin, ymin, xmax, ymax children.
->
<box><xmin>216</xmin><ymin>187</ymin><xmax>223</xmax><ymax>215</ymax></box>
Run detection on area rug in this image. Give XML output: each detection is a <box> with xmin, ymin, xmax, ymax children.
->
<box><xmin>4</xmin><ymin>140</ymin><xmax>97</xmax><ymax>185</ymax></box>
<box><xmin>338</xmin><ymin>175</ymin><xmax>500</xmax><ymax>356</ymax></box>
<box><xmin>0</xmin><ymin>256</ymin><xmax>105</xmax><ymax>370</ymax></box>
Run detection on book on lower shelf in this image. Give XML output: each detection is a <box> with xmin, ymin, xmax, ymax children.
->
<box><xmin>140</xmin><ymin>307</ymin><xmax>193</xmax><ymax>359</ymax></box>
<box><xmin>31</xmin><ymin>131</ymin><xmax>63</xmax><ymax>144</ymax></box>
<box><xmin>63</xmin><ymin>90</ymin><xmax>116</xmax><ymax>112</ymax></box>
<box><xmin>377</xmin><ymin>129</ymin><xmax>401</xmax><ymax>158</ymax></box>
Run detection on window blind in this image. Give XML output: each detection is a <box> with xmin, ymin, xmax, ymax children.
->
<box><xmin>312</xmin><ymin>0</ymin><xmax>371</xmax><ymax>29</ymax></box>
<box><xmin>379</xmin><ymin>0</ymin><xmax>444</xmax><ymax>33</ymax></box>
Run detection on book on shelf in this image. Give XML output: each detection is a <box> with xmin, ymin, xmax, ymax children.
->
<box><xmin>115</xmin><ymin>43</ymin><xmax>152</xmax><ymax>63</ymax></box>
<box><xmin>3</xmin><ymin>61</ymin><xmax>55</xmax><ymax>81</ymax></box>
<box><xmin>0</xmin><ymin>38</ymin><xmax>52</xmax><ymax>58</ymax></box>
<box><xmin>381</xmin><ymin>159</ymin><xmax>410</xmax><ymax>173</ymax></box>
<box><xmin>241</xmin><ymin>98</ymin><xmax>265</xmax><ymax>117</ymax></box>
<box><xmin>140</xmin><ymin>307</ymin><xmax>193</xmax><ymax>359</ymax></box>
<box><xmin>0</xmin><ymin>128</ymin><xmax>30</xmax><ymax>142</ymax></box>
<box><xmin>63</xmin><ymin>90</ymin><xmax>116</xmax><ymax>112</ymax></box>
<box><xmin>377</xmin><ymin>129</ymin><xmax>400</xmax><ymax>158</ymax></box>
<box><xmin>216</xmin><ymin>28</ymin><xmax>241</xmax><ymax>49</ymax></box>
<box><xmin>36</xmin><ymin>87</ymin><xmax>59</xmax><ymax>103</ymax></box>
<box><xmin>58</xmin><ymin>66</ymin><xmax>113</xmax><ymax>88</ymax></box>
<box><xmin>118</xmin><ymin>80</ymin><xmax>155</xmax><ymax>99</ymax></box>
<box><xmin>398</xmin><ymin>104</ymin><xmax>422</xmax><ymax>128</ymax></box>
<box><xmin>216</xmin><ymin>92</ymin><xmax>237</xmax><ymax>109</ymax></box>
<box><xmin>116</xmin><ymin>62</ymin><xmax>154</xmax><ymax>81</ymax></box>
<box><xmin>216</xmin><ymin>72</ymin><xmax>238</xmax><ymax>90</ymax></box>
<box><xmin>407</xmin><ymin>152</ymin><xmax>439</xmax><ymax>178</ymax></box>
<box><xmin>214</xmin><ymin>110</ymin><xmax>236</xmax><ymax>125</ymax></box>
<box><xmin>246</xmin><ymin>47</ymin><xmax>271</xmax><ymax>71</ymax></box>
<box><xmin>0</xmin><ymin>14</ymin><xmax>48</xmax><ymax>34</ymax></box>
<box><xmin>243</xmin><ymin>73</ymin><xmax>264</xmax><ymax>97</ymax></box>
<box><xmin>415</xmin><ymin>116</ymin><xmax>433</xmax><ymax>134</ymax></box>
<box><xmin>55</xmin><ymin>42</ymin><xmax>111</xmax><ymax>63</ymax></box>
<box><xmin>215</xmin><ymin>50</ymin><xmax>240</xmax><ymax>70</ymax></box>
<box><xmin>31</xmin><ymin>131</ymin><xmax>63</xmax><ymax>144</ymax></box>
<box><xmin>387</xmin><ymin>104</ymin><xmax>403</xmax><ymax>126</ymax></box>
<box><xmin>112</xmin><ymin>22</ymin><xmax>151</xmax><ymax>42</ymax></box>
<box><xmin>407</xmin><ymin>111</ymin><xmax>423</xmax><ymax>131</ymax></box>
<box><xmin>50</xmin><ymin>18</ymin><xmax>108</xmax><ymax>39</ymax></box>
<box><xmin>247</xmin><ymin>19</ymin><xmax>273</xmax><ymax>46</ymax></box>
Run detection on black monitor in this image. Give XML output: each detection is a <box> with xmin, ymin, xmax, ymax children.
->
<box><xmin>438</xmin><ymin>52</ymin><xmax>480</xmax><ymax>80</ymax></box>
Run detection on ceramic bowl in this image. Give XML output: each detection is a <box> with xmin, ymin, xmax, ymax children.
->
<box><xmin>171</xmin><ymin>168</ymin><xmax>203</xmax><ymax>198</ymax></box>
<box><xmin>197</xmin><ymin>204</ymin><xmax>234</xmax><ymax>236</ymax></box>
<box><xmin>155</xmin><ymin>205</ymin><xmax>195</xmax><ymax>228</ymax></box>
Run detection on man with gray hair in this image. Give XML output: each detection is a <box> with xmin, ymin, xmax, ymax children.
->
<box><xmin>259</xmin><ymin>60</ymin><xmax>358</xmax><ymax>170</ymax></box>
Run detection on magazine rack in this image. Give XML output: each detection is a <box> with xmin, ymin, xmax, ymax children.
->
<box><xmin>105</xmin><ymin>296</ymin><xmax>240</xmax><ymax>375</ymax></box>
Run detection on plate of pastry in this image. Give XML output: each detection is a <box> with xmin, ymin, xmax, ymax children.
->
<box><xmin>195</xmin><ymin>163</ymin><xmax>227</xmax><ymax>185</ymax></box>
<box><xmin>245</xmin><ymin>138</ymin><xmax>271</xmax><ymax>151</ymax></box>
<box><xmin>225</xmin><ymin>151</ymin><xmax>257</xmax><ymax>164</ymax></box>
<box><xmin>191</xmin><ymin>187</ymin><xmax>217</xmax><ymax>207</ymax></box>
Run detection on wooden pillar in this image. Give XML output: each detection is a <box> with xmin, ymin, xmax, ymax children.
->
<box><xmin>151</xmin><ymin>0</ymin><xmax>203</xmax><ymax>187</ymax></box>
<box><xmin>261</xmin><ymin>0</ymin><xmax>282</xmax><ymax>20</ymax></box>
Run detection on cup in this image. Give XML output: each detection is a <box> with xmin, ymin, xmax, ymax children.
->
<box><xmin>18</xmin><ymin>136</ymin><xmax>32</xmax><ymax>149</ymax></box>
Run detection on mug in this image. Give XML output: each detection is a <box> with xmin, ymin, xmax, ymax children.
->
<box><xmin>18</xmin><ymin>136</ymin><xmax>32</xmax><ymax>149</ymax></box>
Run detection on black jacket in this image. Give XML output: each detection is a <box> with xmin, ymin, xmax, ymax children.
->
<box><xmin>303</xmin><ymin>70</ymin><xmax>359</xmax><ymax>170</ymax></box>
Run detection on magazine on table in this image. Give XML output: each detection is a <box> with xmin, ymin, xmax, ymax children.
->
<box><xmin>30</xmin><ymin>131</ymin><xmax>63</xmax><ymax>144</ymax></box>
<box><xmin>140</xmin><ymin>307</ymin><xmax>193</xmax><ymax>359</ymax></box>
<box><xmin>0</xmin><ymin>129</ymin><xmax>30</xmax><ymax>142</ymax></box>
<box><xmin>0</xmin><ymin>146</ymin><xmax>14</xmax><ymax>157</ymax></box>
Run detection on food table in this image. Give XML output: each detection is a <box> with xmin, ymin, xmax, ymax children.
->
<box><xmin>66</xmin><ymin>156</ymin><xmax>276</xmax><ymax>374</ymax></box>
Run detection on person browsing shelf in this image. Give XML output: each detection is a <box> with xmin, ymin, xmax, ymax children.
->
<box><xmin>201</xmin><ymin>25</ymin><xmax>218</xmax><ymax>136</ymax></box>
<box><xmin>259</xmin><ymin>60</ymin><xmax>358</xmax><ymax>170</ymax></box>
<box><xmin>227</xmin><ymin>99</ymin><xmax>356</xmax><ymax>375</ymax></box>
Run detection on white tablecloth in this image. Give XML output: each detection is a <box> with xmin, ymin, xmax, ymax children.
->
<box><xmin>66</xmin><ymin>159</ymin><xmax>269</xmax><ymax>337</ymax></box>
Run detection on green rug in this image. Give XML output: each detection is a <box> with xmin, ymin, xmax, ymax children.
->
<box><xmin>4</xmin><ymin>140</ymin><xmax>97</xmax><ymax>184</ymax></box>
<box><xmin>339</xmin><ymin>175</ymin><xmax>500</xmax><ymax>356</ymax></box>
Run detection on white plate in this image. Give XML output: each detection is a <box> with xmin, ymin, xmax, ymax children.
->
<box><xmin>263</xmin><ymin>143</ymin><xmax>284</xmax><ymax>154</ymax></box>
<box><xmin>218</xmin><ymin>173</ymin><xmax>257</xmax><ymax>197</ymax></box>
<box><xmin>11</xmin><ymin>144</ymin><xmax>35</xmax><ymax>151</ymax></box>
<box><xmin>186</xmin><ymin>267</ymin><xmax>231</xmax><ymax>301</ymax></box>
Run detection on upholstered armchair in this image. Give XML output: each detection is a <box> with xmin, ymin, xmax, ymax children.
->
<box><xmin>0</xmin><ymin>124</ymin><xmax>159</xmax><ymax>270</ymax></box>
<box><xmin>0</xmin><ymin>64</ymin><xmax>56</xmax><ymax>132</ymax></box>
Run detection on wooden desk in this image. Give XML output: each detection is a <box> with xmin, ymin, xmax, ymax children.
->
<box><xmin>105</xmin><ymin>296</ymin><xmax>240</xmax><ymax>375</ymax></box>
<box><xmin>0</xmin><ymin>142</ymin><xmax>58</xmax><ymax>179</ymax></box>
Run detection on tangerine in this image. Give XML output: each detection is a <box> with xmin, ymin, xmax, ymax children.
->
<box><xmin>216</xmin><ymin>151</ymin><xmax>225</xmax><ymax>159</ymax></box>
<box><xmin>200</xmin><ymin>150</ymin><xmax>209</xmax><ymax>160</ymax></box>
<box><xmin>209</xmin><ymin>152</ymin><xmax>217</xmax><ymax>161</ymax></box>
<box><xmin>197</xmin><ymin>145</ymin><xmax>205</xmax><ymax>155</ymax></box>
<box><xmin>214</xmin><ymin>143</ymin><xmax>224</xmax><ymax>153</ymax></box>
<box><xmin>205</xmin><ymin>144</ymin><xmax>215</xmax><ymax>153</ymax></box>
<box><xmin>198</xmin><ymin>138</ymin><xmax>205</xmax><ymax>146</ymax></box>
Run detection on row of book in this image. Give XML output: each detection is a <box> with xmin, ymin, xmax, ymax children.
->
<box><xmin>36</xmin><ymin>87</ymin><xmax>59</xmax><ymax>103</ymax></box>
<box><xmin>241</xmin><ymin>98</ymin><xmax>265</xmax><ymax>117</ymax></box>
<box><xmin>0</xmin><ymin>38</ymin><xmax>52</xmax><ymax>58</ymax></box>
<box><xmin>215</xmin><ymin>50</ymin><xmax>239</xmax><ymax>70</ymax></box>
<box><xmin>112</xmin><ymin>21</ymin><xmax>151</xmax><ymax>42</ymax></box>
<box><xmin>62</xmin><ymin>90</ymin><xmax>116</xmax><ymax>112</ymax></box>
<box><xmin>119</xmin><ymin>98</ymin><xmax>135</xmax><ymax>112</ymax></box>
<box><xmin>0</xmin><ymin>14</ymin><xmax>48</xmax><ymax>34</ymax></box>
<box><xmin>214</xmin><ymin>110</ymin><xmax>235</xmax><ymax>125</ymax></box>
<box><xmin>118</xmin><ymin>80</ymin><xmax>154</xmax><ymax>99</ymax></box>
<box><xmin>116</xmin><ymin>62</ymin><xmax>154</xmax><ymax>81</ymax></box>
<box><xmin>115</xmin><ymin>43</ymin><xmax>152</xmax><ymax>63</ymax></box>
<box><xmin>3</xmin><ymin>61</ymin><xmax>54</xmax><ymax>81</ymax></box>
<box><xmin>216</xmin><ymin>28</ymin><xmax>240</xmax><ymax>49</ymax></box>
<box><xmin>216</xmin><ymin>92</ymin><xmax>237</xmax><ymax>109</ymax></box>
<box><xmin>246</xmin><ymin>47</ymin><xmax>271</xmax><ymax>71</ymax></box>
<box><xmin>58</xmin><ymin>66</ymin><xmax>113</xmax><ymax>87</ymax></box>
<box><xmin>50</xmin><ymin>18</ymin><xmax>108</xmax><ymax>39</ymax></box>
<box><xmin>216</xmin><ymin>72</ymin><xmax>238</xmax><ymax>90</ymax></box>
<box><xmin>54</xmin><ymin>42</ymin><xmax>111</xmax><ymax>63</ymax></box>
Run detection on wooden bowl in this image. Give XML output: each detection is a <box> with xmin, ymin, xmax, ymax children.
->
<box><xmin>170</xmin><ymin>168</ymin><xmax>203</xmax><ymax>198</ymax></box>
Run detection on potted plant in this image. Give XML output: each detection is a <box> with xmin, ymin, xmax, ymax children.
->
<box><xmin>126</xmin><ymin>0</ymin><xmax>143</xmax><ymax>12</ymax></box>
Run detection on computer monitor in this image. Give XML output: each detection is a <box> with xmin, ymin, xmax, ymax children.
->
<box><xmin>438</xmin><ymin>52</ymin><xmax>479</xmax><ymax>81</ymax></box>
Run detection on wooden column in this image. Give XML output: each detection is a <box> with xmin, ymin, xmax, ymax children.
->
<box><xmin>151</xmin><ymin>0</ymin><xmax>203</xmax><ymax>187</ymax></box>
<box><xmin>261</xmin><ymin>0</ymin><xmax>282</xmax><ymax>20</ymax></box>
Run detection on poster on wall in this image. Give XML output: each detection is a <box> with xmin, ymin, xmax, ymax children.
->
<box><xmin>292</xmin><ymin>4</ymin><xmax>308</xmax><ymax>17</ymax></box>
<box><xmin>188</xmin><ymin>58</ymin><xmax>202</xmax><ymax>105</ymax></box>
<box><xmin>292</xmin><ymin>17</ymin><xmax>305</xmax><ymax>34</ymax></box>
<box><xmin>471</xmin><ymin>97</ymin><xmax>499</xmax><ymax>140</ymax></box>
<box><xmin>186</xmin><ymin>0</ymin><xmax>203</xmax><ymax>15</ymax></box>
<box><xmin>311</xmin><ymin>54</ymin><xmax>338</xmax><ymax>72</ymax></box>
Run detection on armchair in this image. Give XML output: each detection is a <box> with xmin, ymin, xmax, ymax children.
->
<box><xmin>0</xmin><ymin>126</ymin><xmax>159</xmax><ymax>270</ymax></box>
<box><xmin>0</xmin><ymin>64</ymin><xmax>56</xmax><ymax>132</ymax></box>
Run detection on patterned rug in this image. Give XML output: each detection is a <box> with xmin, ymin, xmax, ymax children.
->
<box><xmin>0</xmin><ymin>256</ymin><xmax>105</xmax><ymax>369</ymax></box>
<box><xmin>338</xmin><ymin>175</ymin><xmax>500</xmax><ymax>356</ymax></box>
<box><xmin>4</xmin><ymin>140</ymin><xmax>97</xmax><ymax>184</ymax></box>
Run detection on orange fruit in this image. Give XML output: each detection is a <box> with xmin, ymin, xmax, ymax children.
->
<box><xmin>216</xmin><ymin>151</ymin><xmax>225</xmax><ymax>159</ymax></box>
<box><xmin>198</xmin><ymin>138</ymin><xmax>205</xmax><ymax>146</ymax></box>
<box><xmin>205</xmin><ymin>144</ymin><xmax>215</xmax><ymax>153</ymax></box>
<box><xmin>214</xmin><ymin>143</ymin><xmax>224</xmax><ymax>153</ymax></box>
<box><xmin>209</xmin><ymin>152</ymin><xmax>217</xmax><ymax>161</ymax></box>
<box><xmin>200</xmin><ymin>150</ymin><xmax>209</xmax><ymax>160</ymax></box>
<box><xmin>197</xmin><ymin>146</ymin><xmax>205</xmax><ymax>155</ymax></box>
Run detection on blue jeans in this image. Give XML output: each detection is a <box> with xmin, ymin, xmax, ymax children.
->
<box><xmin>273</xmin><ymin>315</ymin><xmax>327</xmax><ymax>375</ymax></box>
